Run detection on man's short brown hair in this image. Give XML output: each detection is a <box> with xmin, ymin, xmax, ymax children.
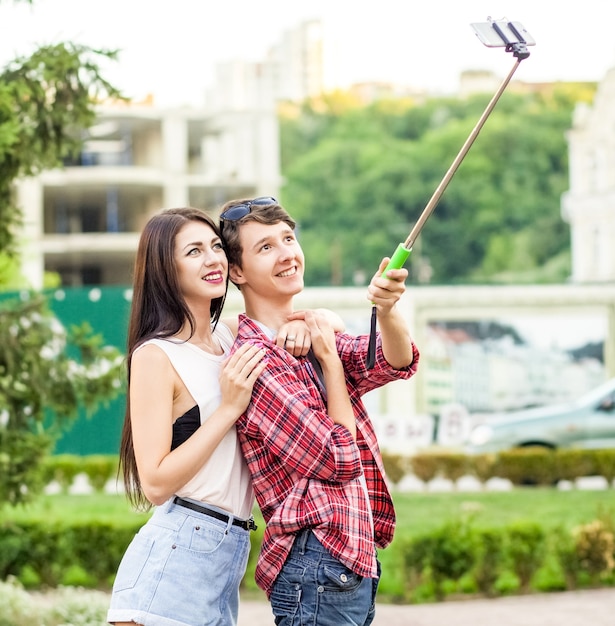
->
<box><xmin>219</xmin><ymin>198</ymin><xmax>296</xmax><ymax>270</ymax></box>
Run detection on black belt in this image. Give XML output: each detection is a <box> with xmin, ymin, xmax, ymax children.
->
<box><xmin>172</xmin><ymin>496</ymin><xmax>257</xmax><ymax>531</ymax></box>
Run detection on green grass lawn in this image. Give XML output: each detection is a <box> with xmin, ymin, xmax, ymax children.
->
<box><xmin>392</xmin><ymin>487</ymin><xmax>613</xmax><ymax>535</ymax></box>
<box><xmin>4</xmin><ymin>487</ymin><xmax>612</xmax><ymax>530</ymax></box>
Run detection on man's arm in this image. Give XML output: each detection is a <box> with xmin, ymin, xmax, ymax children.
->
<box><xmin>303</xmin><ymin>310</ymin><xmax>356</xmax><ymax>439</ymax></box>
<box><xmin>367</xmin><ymin>257</ymin><xmax>415</xmax><ymax>370</ymax></box>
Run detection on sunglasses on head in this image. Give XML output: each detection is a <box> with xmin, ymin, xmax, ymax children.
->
<box><xmin>219</xmin><ymin>196</ymin><xmax>277</xmax><ymax>222</ymax></box>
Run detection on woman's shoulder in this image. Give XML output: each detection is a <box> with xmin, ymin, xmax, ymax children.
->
<box><xmin>130</xmin><ymin>342</ymin><xmax>174</xmax><ymax>380</ymax></box>
<box><xmin>214</xmin><ymin>321</ymin><xmax>236</xmax><ymax>352</ymax></box>
<box><xmin>219</xmin><ymin>317</ymin><xmax>238</xmax><ymax>338</ymax></box>
<box><xmin>132</xmin><ymin>339</ymin><xmax>169</xmax><ymax>358</ymax></box>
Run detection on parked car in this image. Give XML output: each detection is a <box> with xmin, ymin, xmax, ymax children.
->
<box><xmin>466</xmin><ymin>378</ymin><xmax>615</xmax><ymax>453</ymax></box>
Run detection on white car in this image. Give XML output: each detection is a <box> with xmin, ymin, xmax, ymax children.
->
<box><xmin>466</xmin><ymin>378</ymin><xmax>615</xmax><ymax>453</ymax></box>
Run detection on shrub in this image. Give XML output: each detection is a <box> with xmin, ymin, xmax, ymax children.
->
<box><xmin>506</xmin><ymin>521</ymin><xmax>546</xmax><ymax>591</ymax></box>
<box><xmin>81</xmin><ymin>455</ymin><xmax>118</xmax><ymax>492</ymax></box>
<box><xmin>553</xmin><ymin>526</ymin><xmax>582</xmax><ymax>590</ymax></box>
<box><xmin>13</xmin><ymin>522</ymin><xmax>72</xmax><ymax>587</ymax></box>
<box><xmin>67</xmin><ymin>522</ymin><xmax>136</xmax><ymax>586</ymax></box>
<box><xmin>0</xmin><ymin>518</ymin><xmax>142</xmax><ymax>589</ymax></box>
<box><xmin>594</xmin><ymin>449</ymin><xmax>615</xmax><ymax>485</ymax></box>
<box><xmin>60</xmin><ymin>564</ymin><xmax>98</xmax><ymax>588</ymax></box>
<box><xmin>43</xmin><ymin>454</ymin><xmax>83</xmax><ymax>493</ymax></box>
<box><xmin>555</xmin><ymin>449</ymin><xmax>596</xmax><ymax>483</ymax></box>
<box><xmin>473</xmin><ymin>528</ymin><xmax>504</xmax><ymax>596</ymax></box>
<box><xmin>403</xmin><ymin>520</ymin><xmax>476</xmax><ymax>600</ymax></box>
<box><xmin>468</xmin><ymin>453</ymin><xmax>497</xmax><ymax>486</ymax></box>
<box><xmin>497</xmin><ymin>447</ymin><xmax>557</xmax><ymax>486</ymax></box>
<box><xmin>0</xmin><ymin>523</ymin><xmax>28</xmax><ymax>580</ymax></box>
<box><xmin>408</xmin><ymin>452</ymin><xmax>440</xmax><ymax>486</ymax></box>
<box><xmin>435</xmin><ymin>452</ymin><xmax>468</xmax><ymax>487</ymax></box>
<box><xmin>572</xmin><ymin>520</ymin><xmax>615</xmax><ymax>583</ymax></box>
<box><xmin>399</xmin><ymin>534</ymin><xmax>434</xmax><ymax>598</ymax></box>
<box><xmin>381</xmin><ymin>452</ymin><xmax>407</xmax><ymax>486</ymax></box>
<box><xmin>532</xmin><ymin>558</ymin><xmax>567</xmax><ymax>592</ymax></box>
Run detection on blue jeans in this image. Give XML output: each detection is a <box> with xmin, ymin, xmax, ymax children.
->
<box><xmin>269</xmin><ymin>530</ymin><xmax>381</xmax><ymax>626</ymax></box>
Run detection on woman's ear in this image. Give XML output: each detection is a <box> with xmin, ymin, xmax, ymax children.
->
<box><xmin>229</xmin><ymin>263</ymin><xmax>246</xmax><ymax>285</ymax></box>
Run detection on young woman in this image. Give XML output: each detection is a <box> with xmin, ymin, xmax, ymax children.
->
<box><xmin>107</xmin><ymin>207</ymin><xmax>268</xmax><ymax>626</ymax></box>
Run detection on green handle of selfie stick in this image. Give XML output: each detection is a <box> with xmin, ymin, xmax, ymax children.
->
<box><xmin>367</xmin><ymin>243</ymin><xmax>412</xmax><ymax>368</ymax></box>
<box><xmin>383</xmin><ymin>243</ymin><xmax>412</xmax><ymax>273</ymax></box>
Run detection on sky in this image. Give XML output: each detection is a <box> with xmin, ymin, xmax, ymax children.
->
<box><xmin>1</xmin><ymin>0</ymin><xmax>615</xmax><ymax>106</ymax></box>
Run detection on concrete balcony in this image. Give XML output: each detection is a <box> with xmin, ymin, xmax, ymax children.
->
<box><xmin>41</xmin><ymin>232</ymin><xmax>140</xmax><ymax>256</ymax></box>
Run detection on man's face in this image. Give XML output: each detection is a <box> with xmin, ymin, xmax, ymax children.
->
<box><xmin>230</xmin><ymin>220</ymin><xmax>304</xmax><ymax>298</ymax></box>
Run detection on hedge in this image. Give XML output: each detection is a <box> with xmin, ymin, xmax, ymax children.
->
<box><xmin>397</xmin><ymin>515</ymin><xmax>615</xmax><ymax>602</ymax></box>
<box><xmin>41</xmin><ymin>449</ymin><xmax>615</xmax><ymax>494</ymax></box>
<box><xmin>382</xmin><ymin>447</ymin><xmax>615</xmax><ymax>488</ymax></box>
<box><xmin>1</xmin><ymin>512</ymin><xmax>613</xmax><ymax>603</ymax></box>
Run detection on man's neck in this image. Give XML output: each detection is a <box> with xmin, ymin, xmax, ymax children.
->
<box><xmin>243</xmin><ymin>295</ymin><xmax>294</xmax><ymax>332</ymax></box>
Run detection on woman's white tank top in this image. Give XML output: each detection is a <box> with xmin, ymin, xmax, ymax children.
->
<box><xmin>139</xmin><ymin>323</ymin><xmax>254</xmax><ymax>518</ymax></box>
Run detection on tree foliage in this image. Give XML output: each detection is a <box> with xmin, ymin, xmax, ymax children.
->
<box><xmin>0</xmin><ymin>41</ymin><xmax>120</xmax><ymax>255</ymax></box>
<box><xmin>280</xmin><ymin>85</ymin><xmax>595</xmax><ymax>285</ymax></box>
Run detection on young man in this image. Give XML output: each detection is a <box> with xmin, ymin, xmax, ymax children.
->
<box><xmin>219</xmin><ymin>197</ymin><xmax>419</xmax><ymax>626</ymax></box>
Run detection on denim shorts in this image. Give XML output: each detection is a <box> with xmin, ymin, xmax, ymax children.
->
<box><xmin>269</xmin><ymin>530</ymin><xmax>381</xmax><ymax>626</ymax></box>
<box><xmin>107</xmin><ymin>497</ymin><xmax>252</xmax><ymax>626</ymax></box>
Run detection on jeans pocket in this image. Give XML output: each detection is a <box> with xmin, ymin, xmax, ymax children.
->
<box><xmin>271</xmin><ymin>576</ymin><xmax>302</xmax><ymax>623</ymax></box>
<box><xmin>186</xmin><ymin>521</ymin><xmax>228</xmax><ymax>554</ymax></box>
<box><xmin>112</xmin><ymin>534</ymin><xmax>154</xmax><ymax>592</ymax></box>
<box><xmin>322</xmin><ymin>562</ymin><xmax>363</xmax><ymax>592</ymax></box>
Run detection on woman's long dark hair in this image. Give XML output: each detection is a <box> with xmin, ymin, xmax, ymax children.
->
<box><xmin>119</xmin><ymin>207</ymin><xmax>228</xmax><ymax>509</ymax></box>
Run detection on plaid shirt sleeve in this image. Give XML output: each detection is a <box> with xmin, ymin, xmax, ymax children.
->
<box><xmin>335</xmin><ymin>329</ymin><xmax>419</xmax><ymax>392</ymax></box>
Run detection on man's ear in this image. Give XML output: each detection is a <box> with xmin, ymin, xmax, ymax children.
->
<box><xmin>229</xmin><ymin>263</ymin><xmax>246</xmax><ymax>285</ymax></box>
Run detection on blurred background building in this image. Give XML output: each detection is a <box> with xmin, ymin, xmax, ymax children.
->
<box><xmin>16</xmin><ymin>20</ymin><xmax>324</xmax><ymax>289</ymax></box>
<box><xmin>17</xmin><ymin>100</ymin><xmax>281</xmax><ymax>288</ymax></box>
<box><xmin>562</xmin><ymin>67</ymin><xmax>615</xmax><ymax>283</ymax></box>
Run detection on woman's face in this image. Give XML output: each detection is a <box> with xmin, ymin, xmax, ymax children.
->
<box><xmin>174</xmin><ymin>220</ymin><xmax>228</xmax><ymax>304</ymax></box>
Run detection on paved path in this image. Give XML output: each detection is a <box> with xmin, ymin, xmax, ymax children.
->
<box><xmin>238</xmin><ymin>588</ymin><xmax>615</xmax><ymax>626</ymax></box>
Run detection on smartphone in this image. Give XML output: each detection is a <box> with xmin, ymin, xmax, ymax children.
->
<box><xmin>471</xmin><ymin>20</ymin><xmax>536</xmax><ymax>48</ymax></box>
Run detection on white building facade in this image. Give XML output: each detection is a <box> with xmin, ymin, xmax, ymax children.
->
<box><xmin>17</xmin><ymin>100</ymin><xmax>281</xmax><ymax>288</ymax></box>
<box><xmin>562</xmin><ymin>67</ymin><xmax>615</xmax><ymax>283</ymax></box>
<box><xmin>206</xmin><ymin>20</ymin><xmax>324</xmax><ymax>112</ymax></box>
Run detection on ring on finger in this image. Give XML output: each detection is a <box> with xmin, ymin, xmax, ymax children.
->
<box><xmin>286</xmin><ymin>335</ymin><xmax>296</xmax><ymax>342</ymax></box>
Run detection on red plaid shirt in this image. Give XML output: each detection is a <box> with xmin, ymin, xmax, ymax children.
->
<box><xmin>233</xmin><ymin>314</ymin><xmax>419</xmax><ymax>596</ymax></box>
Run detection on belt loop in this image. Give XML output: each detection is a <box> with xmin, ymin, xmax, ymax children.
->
<box><xmin>295</xmin><ymin>528</ymin><xmax>310</xmax><ymax>554</ymax></box>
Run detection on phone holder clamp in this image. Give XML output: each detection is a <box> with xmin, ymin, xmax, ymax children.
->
<box><xmin>491</xmin><ymin>21</ymin><xmax>530</xmax><ymax>60</ymax></box>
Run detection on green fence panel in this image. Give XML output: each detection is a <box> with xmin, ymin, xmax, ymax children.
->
<box><xmin>1</xmin><ymin>287</ymin><xmax>131</xmax><ymax>455</ymax></box>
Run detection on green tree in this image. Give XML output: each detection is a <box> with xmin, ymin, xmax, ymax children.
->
<box><xmin>280</xmin><ymin>86</ymin><xmax>594</xmax><ymax>285</ymax></box>
<box><xmin>0</xmin><ymin>0</ymin><xmax>125</xmax><ymax>505</ymax></box>
<box><xmin>1</xmin><ymin>39</ymin><xmax>119</xmax><ymax>254</ymax></box>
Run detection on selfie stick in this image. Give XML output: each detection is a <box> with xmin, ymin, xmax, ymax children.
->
<box><xmin>367</xmin><ymin>20</ymin><xmax>532</xmax><ymax>367</ymax></box>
